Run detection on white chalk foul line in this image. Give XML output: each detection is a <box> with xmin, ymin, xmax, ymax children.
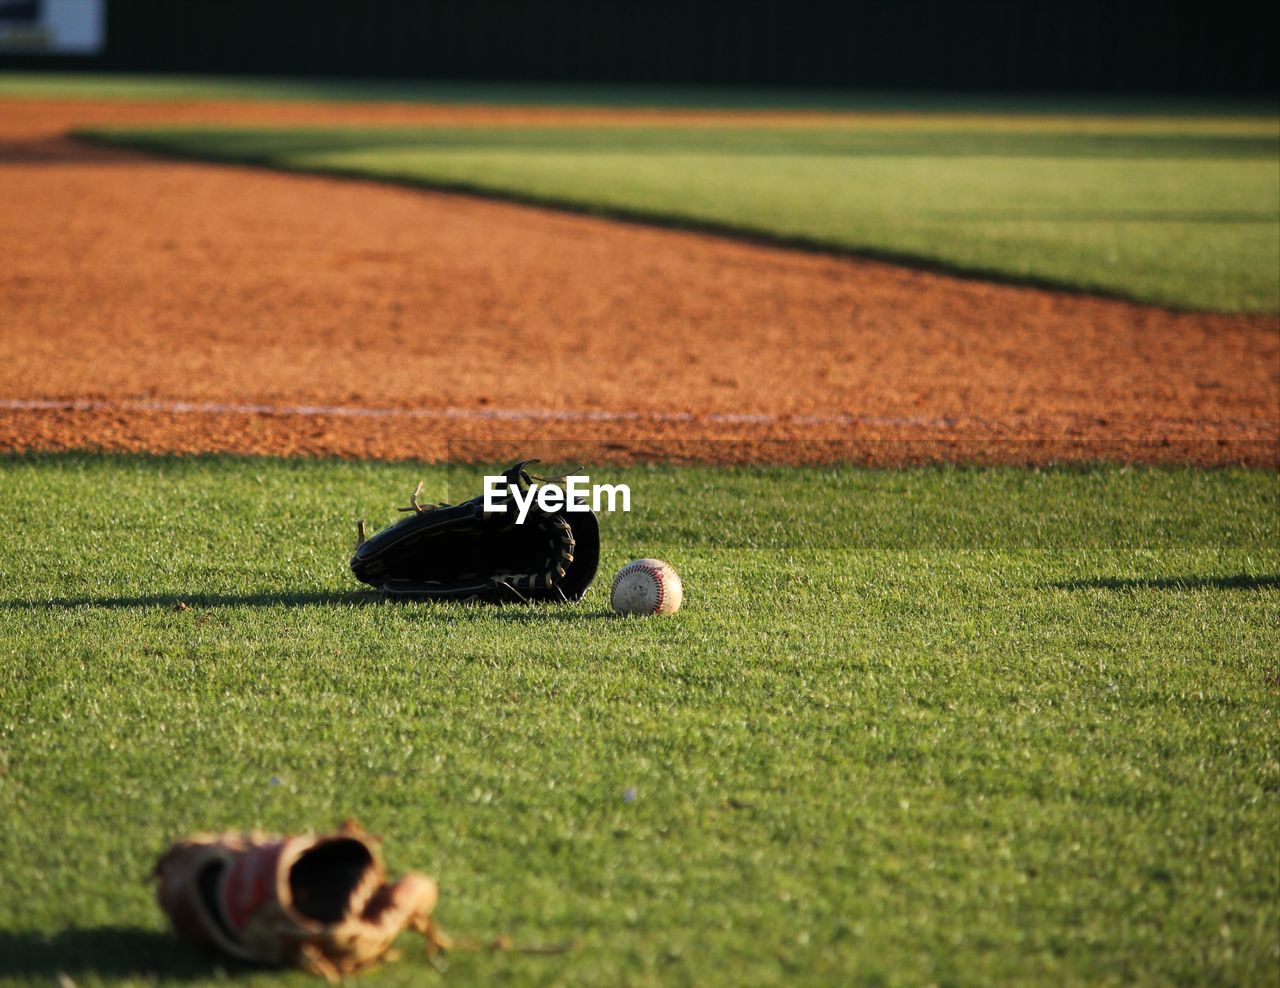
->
<box><xmin>0</xmin><ymin>397</ymin><xmax>962</xmax><ymax>430</ymax></box>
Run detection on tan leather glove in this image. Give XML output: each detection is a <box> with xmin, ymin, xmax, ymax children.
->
<box><xmin>153</xmin><ymin>820</ymin><xmax>442</xmax><ymax>981</ymax></box>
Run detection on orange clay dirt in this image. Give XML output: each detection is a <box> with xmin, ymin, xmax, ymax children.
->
<box><xmin>1</xmin><ymin>98</ymin><xmax>1277</xmax><ymax>467</ymax></box>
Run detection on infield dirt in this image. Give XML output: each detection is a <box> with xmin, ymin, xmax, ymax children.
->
<box><xmin>2</xmin><ymin>99</ymin><xmax>1276</xmax><ymax>466</ymax></box>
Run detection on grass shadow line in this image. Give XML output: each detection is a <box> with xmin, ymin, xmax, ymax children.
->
<box><xmin>0</xmin><ymin>590</ymin><xmax>380</xmax><ymax>610</ymax></box>
<box><xmin>488</xmin><ymin>606</ymin><xmax>617</xmax><ymax>622</ymax></box>
<box><xmin>0</xmin><ymin>926</ymin><xmax>234</xmax><ymax>979</ymax></box>
<box><xmin>1</xmin><ymin>590</ymin><xmax>621</xmax><ymax>616</ymax></box>
<box><xmin>1048</xmin><ymin>574</ymin><xmax>1279</xmax><ymax>591</ymax></box>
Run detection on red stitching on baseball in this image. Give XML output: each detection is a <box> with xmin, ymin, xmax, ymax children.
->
<box><xmin>643</xmin><ymin>565</ymin><xmax>665</xmax><ymax>614</ymax></box>
<box><xmin>614</xmin><ymin>562</ymin><xmax>665</xmax><ymax>614</ymax></box>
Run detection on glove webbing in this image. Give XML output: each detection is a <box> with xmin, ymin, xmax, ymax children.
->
<box><xmin>494</xmin><ymin>515</ymin><xmax>576</xmax><ymax>598</ymax></box>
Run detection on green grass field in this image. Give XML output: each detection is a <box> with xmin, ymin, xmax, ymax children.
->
<box><xmin>3</xmin><ymin>72</ymin><xmax>1278</xmax><ymax>984</ymax></box>
<box><xmin>6</xmin><ymin>72</ymin><xmax>1276</xmax><ymax>113</ymax></box>
<box><xmin>80</xmin><ymin>119</ymin><xmax>1280</xmax><ymax>313</ymax></box>
<box><xmin>1</xmin><ymin>453</ymin><xmax>1277</xmax><ymax>986</ymax></box>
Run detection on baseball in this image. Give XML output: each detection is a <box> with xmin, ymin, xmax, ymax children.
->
<box><xmin>610</xmin><ymin>558</ymin><xmax>683</xmax><ymax>616</ymax></box>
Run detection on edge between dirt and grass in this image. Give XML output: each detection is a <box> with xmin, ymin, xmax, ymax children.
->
<box><xmin>72</xmin><ymin>120</ymin><xmax>1280</xmax><ymax>314</ymax></box>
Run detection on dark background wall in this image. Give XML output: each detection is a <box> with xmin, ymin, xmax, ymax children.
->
<box><xmin>4</xmin><ymin>0</ymin><xmax>1277</xmax><ymax>95</ymax></box>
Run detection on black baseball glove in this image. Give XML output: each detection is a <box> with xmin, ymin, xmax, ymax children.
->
<box><xmin>350</xmin><ymin>461</ymin><xmax>599</xmax><ymax>603</ymax></box>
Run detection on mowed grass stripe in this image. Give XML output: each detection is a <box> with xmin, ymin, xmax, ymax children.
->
<box><xmin>0</xmin><ymin>454</ymin><xmax>1276</xmax><ymax>986</ymax></box>
<box><xmin>82</xmin><ymin>121</ymin><xmax>1280</xmax><ymax>313</ymax></box>
<box><xmin>2</xmin><ymin>72</ymin><xmax>1275</xmax><ymax>115</ymax></box>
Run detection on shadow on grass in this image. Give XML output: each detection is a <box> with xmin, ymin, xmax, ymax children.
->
<box><xmin>1049</xmin><ymin>574</ymin><xmax>1280</xmax><ymax>591</ymax></box>
<box><xmin>0</xmin><ymin>926</ymin><xmax>237</xmax><ymax>979</ymax></box>
<box><xmin>0</xmin><ymin>590</ymin><xmax>619</xmax><ymax>616</ymax></box>
<box><xmin>0</xmin><ymin>590</ymin><xmax>380</xmax><ymax>610</ymax></box>
<box><xmin>490</xmin><ymin>607</ymin><xmax>617</xmax><ymax>622</ymax></box>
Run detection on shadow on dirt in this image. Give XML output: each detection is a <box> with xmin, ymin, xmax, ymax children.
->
<box><xmin>0</xmin><ymin>135</ymin><xmax>144</xmax><ymax>164</ymax></box>
<box><xmin>0</xmin><ymin>926</ymin><xmax>238</xmax><ymax>979</ymax></box>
